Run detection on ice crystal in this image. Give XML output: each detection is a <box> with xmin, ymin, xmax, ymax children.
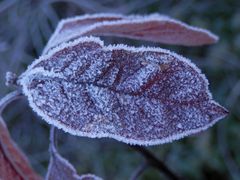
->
<box><xmin>19</xmin><ymin>36</ymin><xmax>228</xmax><ymax>146</ymax></box>
<box><xmin>43</xmin><ymin>13</ymin><xmax>218</xmax><ymax>53</ymax></box>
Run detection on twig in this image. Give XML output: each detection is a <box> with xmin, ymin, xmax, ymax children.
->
<box><xmin>5</xmin><ymin>72</ymin><xmax>19</xmax><ymax>88</ymax></box>
<box><xmin>130</xmin><ymin>145</ymin><xmax>181</xmax><ymax>180</ymax></box>
<box><xmin>0</xmin><ymin>90</ymin><xmax>23</xmax><ymax>115</ymax></box>
<box><xmin>0</xmin><ymin>90</ymin><xmax>39</xmax><ymax>179</ymax></box>
<box><xmin>130</xmin><ymin>162</ymin><xmax>149</xmax><ymax>180</ymax></box>
<box><xmin>49</xmin><ymin>126</ymin><xmax>58</xmax><ymax>156</ymax></box>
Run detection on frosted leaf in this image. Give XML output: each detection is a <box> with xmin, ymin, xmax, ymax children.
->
<box><xmin>44</xmin><ymin>13</ymin><xmax>125</xmax><ymax>53</ymax></box>
<box><xmin>46</xmin><ymin>148</ymin><xmax>102</xmax><ymax>180</ymax></box>
<box><xmin>19</xmin><ymin>37</ymin><xmax>228</xmax><ymax>146</ymax></box>
<box><xmin>78</xmin><ymin>174</ymin><xmax>103</xmax><ymax>180</ymax></box>
<box><xmin>44</xmin><ymin>13</ymin><xmax>218</xmax><ymax>53</ymax></box>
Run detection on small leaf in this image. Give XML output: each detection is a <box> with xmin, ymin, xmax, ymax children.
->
<box><xmin>19</xmin><ymin>37</ymin><xmax>228</xmax><ymax>146</ymax></box>
<box><xmin>44</xmin><ymin>13</ymin><xmax>124</xmax><ymax>53</ymax></box>
<box><xmin>46</xmin><ymin>140</ymin><xmax>101</xmax><ymax>180</ymax></box>
<box><xmin>44</xmin><ymin>13</ymin><xmax>218</xmax><ymax>53</ymax></box>
<box><xmin>0</xmin><ymin>116</ymin><xmax>41</xmax><ymax>180</ymax></box>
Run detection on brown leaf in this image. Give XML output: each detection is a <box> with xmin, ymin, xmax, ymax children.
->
<box><xmin>43</xmin><ymin>13</ymin><xmax>124</xmax><ymax>54</ymax></box>
<box><xmin>46</xmin><ymin>145</ymin><xmax>102</xmax><ymax>180</ymax></box>
<box><xmin>0</xmin><ymin>116</ymin><xmax>42</xmax><ymax>180</ymax></box>
<box><xmin>19</xmin><ymin>37</ymin><xmax>228</xmax><ymax>146</ymax></box>
<box><xmin>44</xmin><ymin>13</ymin><xmax>218</xmax><ymax>53</ymax></box>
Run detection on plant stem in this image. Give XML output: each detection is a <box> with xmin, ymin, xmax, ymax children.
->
<box><xmin>130</xmin><ymin>162</ymin><xmax>149</xmax><ymax>180</ymax></box>
<box><xmin>0</xmin><ymin>90</ymin><xmax>23</xmax><ymax>115</ymax></box>
<box><xmin>130</xmin><ymin>145</ymin><xmax>181</xmax><ymax>180</ymax></box>
<box><xmin>49</xmin><ymin>126</ymin><xmax>58</xmax><ymax>156</ymax></box>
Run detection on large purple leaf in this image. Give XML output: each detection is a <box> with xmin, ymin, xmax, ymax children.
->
<box><xmin>18</xmin><ymin>37</ymin><xmax>227</xmax><ymax>145</ymax></box>
<box><xmin>44</xmin><ymin>13</ymin><xmax>218</xmax><ymax>53</ymax></box>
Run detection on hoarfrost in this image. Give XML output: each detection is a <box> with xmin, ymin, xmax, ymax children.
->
<box><xmin>19</xmin><ymin>37</ymin><xmax>228</xmax><ymax>145</ymax></box>
<box><xmin>44</xmin><ymin>13</ymin><xmax>218</xmax><ymax>53</ymax></box>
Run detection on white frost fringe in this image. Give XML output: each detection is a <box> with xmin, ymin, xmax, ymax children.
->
<box><xmin>18</xmin><ymin>36</ymin><xmax>227</xmax><ymax>146</ymax></box>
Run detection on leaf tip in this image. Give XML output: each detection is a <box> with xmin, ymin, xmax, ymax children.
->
<box><xmin>205</xmin><ymin>100</ymin><xmax>229</xmax><ymax>127</ymax></box>
<box><xmin>208</xmin><ymin>32</ymin><xmax>219</xmax><ymax>44</ymax></box>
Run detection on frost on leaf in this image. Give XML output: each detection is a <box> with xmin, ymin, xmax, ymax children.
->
<box><xmin>19</xmin><ymin>37</ymin><xmax>228</xmax><ymax>146</ymax></box>
<box><xmin>46</xmin><ymin>144</ymin><xmax>101</xmax><ymax>180</ymax></box>
<box><xmin>44</xmin><ymin>13</ymin><xmax>218</xmax><ymax>53</ymax></box>
<box><xmin>44</xmin><ymin>13</ymin><xmax>125</xmax><ymax>53</ymax></box>
<box><xmin>0</xmin><ymin>116</ymin><xmax>41</xmax><ymax>180</ymax></box>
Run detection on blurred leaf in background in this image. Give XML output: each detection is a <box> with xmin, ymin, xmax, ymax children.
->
<box><xmin>0</xmin><ymin>0</ymin><xmax>239</xmax><ymax>179</ymax></box>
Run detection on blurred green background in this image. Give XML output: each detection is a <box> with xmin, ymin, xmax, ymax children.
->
<box><xmin>0</xmin><ymin>0</ymin><xmax>239</xmax><ymax>179</ymax></box>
